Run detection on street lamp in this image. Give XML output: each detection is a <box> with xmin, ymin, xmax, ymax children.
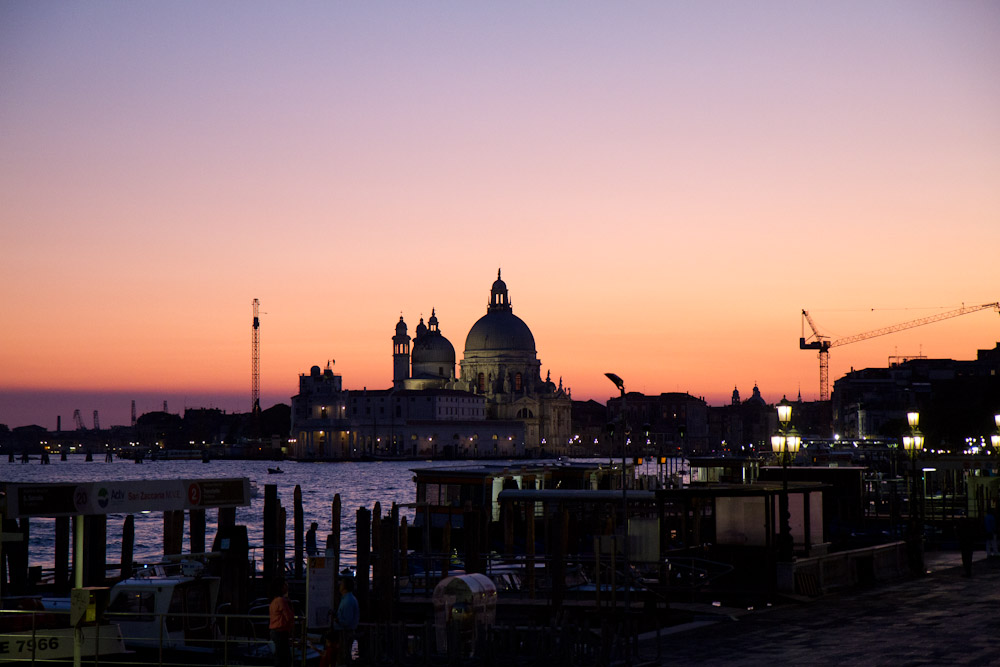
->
<box><xmin>990</xmin><ymin>413</ymin><xmax>1000</xmax><ymax>483</ymax></box>
<box><xmin>604</xmin><ymin>372</ymin><xmax>630</xmax><ymax>622</ymax></box>
<box><xmin>771</xmin><ymin>399</ymin><xmax>799</xmax><ymax>562</ymax></box>
<box><xmin>992</xmin><ymin>414</ymin><xmax>1000</xmax><ymax>458</ymax></box>
<box><xmin>902</xmin><ymin>411</ymin><xmax>925</xmax><ymax>575</ymax></box>
<box><xmin>992</xmin><ymin>413</ymin><xmax>1000</xmax><ymax>513</ymax></box>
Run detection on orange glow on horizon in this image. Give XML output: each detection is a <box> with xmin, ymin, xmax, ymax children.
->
<box><xmin>1</xmin><ymin>3</ymin><xmax>998</xmax><ymax>427</ymax></box>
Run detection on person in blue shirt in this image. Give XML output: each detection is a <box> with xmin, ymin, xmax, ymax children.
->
<box><xmin>332</xmin><ymin>576</ymin><xmax>359</xmax><ymax>665</ymax></box>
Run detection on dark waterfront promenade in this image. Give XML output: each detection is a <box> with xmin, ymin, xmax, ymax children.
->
<box><xmin>638</xmin><ymin>551</ymin><xmax>999</xmax><ymax>665</ymax></box>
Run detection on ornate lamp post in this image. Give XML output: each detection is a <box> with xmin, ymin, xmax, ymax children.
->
<box><xmin>992</xmin><ymin>414</ymin><xmax>1000</xmax><ymax>462</ymax></box>
<box><xmin>605</xmin><ymin>372</ymin><xmax>630</xmax><ymax>623</ymax></box>
<box><xmin>992</xmin><ymin>414</ymin><xmax>1000</xmax><ymax>502</ymax></box>
<box><xmin>771</xmin><ymin>400</ymin><xmax>800</xmax><ymax>562</ymax></box>
<box><xmin>902</xmin><ymin>411</ymin><xmax>925</xmax><ymax>575</ymax></box>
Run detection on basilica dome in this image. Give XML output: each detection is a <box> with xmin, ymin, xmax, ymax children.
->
<box><xmin>464</xmin><ymin>270</ymin><xmax>536</xmax><ymax>354</ymax></box>
<box><xmin>465</xmin><ymin>311</ymin><xmax>536</xmax><ymax>353</ymax></box>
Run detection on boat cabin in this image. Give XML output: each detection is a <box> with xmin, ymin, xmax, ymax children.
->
<box><xmin>410</xmin><ymin>461</ymin><xmax>626</xmax><ymax>528</ymax></box>
<box><xmin>106</xmin><ymin>567</ymin><xmax>220</xmax><ymax>651</ymax></box>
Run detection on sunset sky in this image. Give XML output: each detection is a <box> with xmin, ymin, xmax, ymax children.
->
<box><xmin>2</xmin><ymin>2</ymin><xmax>998</xmax><ymax>429</ymax></box>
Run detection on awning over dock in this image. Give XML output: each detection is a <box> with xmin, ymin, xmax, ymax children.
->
<box><xmin>2</xmin><ymin>478</ymin><xmax>251</xmax><ymax>518</ymax></box>
<box><xmin>498</xmin><ymin>489</ymin><xmax>655</xmax><ymax>502</ymax></box>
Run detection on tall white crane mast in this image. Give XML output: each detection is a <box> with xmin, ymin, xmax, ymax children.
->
<box><xmin>252</xmin><ymin>298</ymin><xmax>260</xmax><ymax>416</ymax></box>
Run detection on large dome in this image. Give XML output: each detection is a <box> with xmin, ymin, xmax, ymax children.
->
<box><xmin>465</xmin><ymin>311</ymin><xmax>536</xmax><ymax>353</ymax></box>
<box><xmin>464</xmin><ymin>270</ymin><xmax>536</xmax><ymax>354</ymax></box>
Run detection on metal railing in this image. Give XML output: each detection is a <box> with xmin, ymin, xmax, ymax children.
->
<box><xmin>0</xmin><ymin>606</ymin><xmax>318</xmax><ymax>667</ymax></box>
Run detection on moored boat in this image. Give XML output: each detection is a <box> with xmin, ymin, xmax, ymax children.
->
<box><xmin>104</xmin><ymin>560</ymin><xmax>319</xmax><ymax>665</ymax></box>
<box><xmin>0</xmin><ymin>596</ymin><xmax>127</xmax><ymax>663</ymax></box>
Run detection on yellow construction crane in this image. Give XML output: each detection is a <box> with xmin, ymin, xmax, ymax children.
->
<box><xmin>800</xmin><ymin>302</ymin><xmax>1000</xmax><ymax>401</ymax></box>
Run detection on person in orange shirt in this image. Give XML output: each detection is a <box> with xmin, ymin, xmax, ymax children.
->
<box><xmin>268</xmin><ymin>577</ymin><xmax>294</xmax><ymax>667</ymax></box>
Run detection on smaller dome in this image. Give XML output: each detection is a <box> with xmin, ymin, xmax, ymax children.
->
<box><xmin>412</xmin><ymin>309</ymin><xmax>456</xmax><ymax>368</ymax></box>
<box><xmin>395</xmin><ymin>316</ymin><xmax>407</xmax><ymax>336</ymax></box>
<box><xmin>412</xmin><ymin>334</ymin><xmax>456</xmax><ymax>364</ymax></box>
<box><xmin>492</xmin><ymin>273</ymin><xmax>507</xmax><ymax>294</ymax></box>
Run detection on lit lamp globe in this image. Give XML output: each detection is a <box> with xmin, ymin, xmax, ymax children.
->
<box><xmin>771</xmin><ymin>434</ymin><xmax>785</xmax><ymax>454</ymax></box>
<box><xmin>777</xmin><ymin>403</ymin><xmax>792</xmax><ymax>427</ymax></box>
<box><xmin>786</xmin><ymin>432</ymin><xmax>802</xmax><ymax>455</ymax></box>
<box><xmin>907</xmin><ymin>412</ymin><xmax>920</xmax><ymax>429</ymax></box>
<box><xmin>991</xmin><ymin>434</ymin><xmax>1000</xmax><ymax>453</ymax></box>
<box><xmin>995</xmin><ymin>414</ymin><xmax>1000</xmax><ymax>431</ymax></box>
<box><xmin>905</xmin><ymin>433</ymin><xmax>925</xmax><ymax>456</ymax></box>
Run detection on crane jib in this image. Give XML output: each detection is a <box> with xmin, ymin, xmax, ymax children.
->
<box><xmin>799</xmin><ymin>301</ymin><xmax>999</xmax><ymax>401</ymax></box>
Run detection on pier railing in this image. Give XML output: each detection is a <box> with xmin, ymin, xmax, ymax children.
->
<box><xmin>0</xmin><ymin>606</ymin><xmax>316</xmax><ymax>667</ymax></box>
<box><xmin>2</xmin><ymin>604</ymin><xmax>648</xmax><ymax>666</ymax></box>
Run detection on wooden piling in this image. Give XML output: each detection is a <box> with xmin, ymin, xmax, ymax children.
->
<box><xmin>378</xmin><ymin>511</ymin><xmax>395</xmax><ymax>622</ymax></box>
<box><xmin>84</xmin><ymin>515</ymin><xmax>107</xmax><ymax>587</ymax></box>
<box><xmin>120</xmin><ymin>515</ymin><xmax>134</xmax><ymax>579</ymax></box>
<box><xmin>212</xmin><ymin>523</ymin><xmax>251</xmax><ymax>612</ymax></box>
<box><xmin>263</xmin><ymin>484</ymin><xmax>278</xmax><ymax>581</ymax></box>
<box><xmin>163</xmin><ymin>510</ymin><xmax>184</xmax><ymax>557</ymax></box>
<box><xmin>398</xmin><ymin>516</ymin><xmax>409</xmax><ymax>576</ymax></box>
<box><xmin>371</xmin><ymin>502</ymin><xmax>381</xmax><ymax>620</ymax></box>
<box><xmin>331</xmin><ymin>494</ymin><xmax>341</xmax><ymax>595</ymax></box>
<box><xmin>19</xmin><ymin>519</ymin><xmax>30</xmax><ymax>591</ymax></box>
<box><xmin>356</xmin><ymin>507</ymin><xmax>371</xmax><ymax>621</ymax></box>
<box><xmin>294</xmin><ymin>485</ymin><xmax>304</xmax><ymax>580</ymax></box>
<box><xmin>190</xmin><ymin>509</ymin><xmax>206</xmax><ymax>555</ymax></box>
<box><xmin>279</xmin><ymin>505</ymin><xmax>287</xmax><ymax>574</ymax></box>
<box><xmin>55</xmin><ymin>516</ymin><xmax>69</xmax><ymax>587</ymax></box>
<box><xmin>390</xmin><ymin>503</ymin><xmax>400</xmax><ymax>602</ymax></box>
<box><xmin>218</xmin><ymin>506</ymin><xmax>236</xmax><ymax>532</ymax></box>
<box><xmin>371</xmin><ymin>503</ymin><xmax>385</xmax><ymax>621</ymax></box>
<box><xmin>372</xmin><ymin>502</ymin><xmax>382</xmax><ymax>569</ymax></box>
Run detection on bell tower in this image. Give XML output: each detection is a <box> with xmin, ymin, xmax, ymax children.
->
<box><xmin>393</xmin><ymin>315</ymin><xmax>410</xmax><ymax>388</ymax></box>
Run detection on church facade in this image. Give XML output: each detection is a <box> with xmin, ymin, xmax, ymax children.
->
<box><xmin>291</xmin><ymin>271</ymin><xmax>572</xmax><ymax>459</ymax></box>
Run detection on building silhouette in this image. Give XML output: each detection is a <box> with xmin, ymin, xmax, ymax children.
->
<box><xmin>291</xmin><ymin>271</ymin><xmax>572</xmax><ymax>459</ymax></box>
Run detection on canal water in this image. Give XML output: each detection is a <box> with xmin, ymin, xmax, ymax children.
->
<box><xmin>2</xmin><ymin>456</ymin><xmax>464</xmax><ymax>570</ymax></box>
<box><xmin>2</xmin><ymin>455</ymin><xmax>622</xmax><ymax>570</ymax></box>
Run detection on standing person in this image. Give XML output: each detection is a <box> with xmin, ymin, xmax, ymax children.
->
<box><xmin>268</xmin><ymin>577</ymin><xmax>294</xmax><ymax>667</ymax></box>
<box><xmin>306</xmin><ymin>522</ymin><xmax>319</xmax><ymax>557</ymax></box>
<box><xmin>332</xmin><ymin>576</ymin><xmax>360</xmax><ymax>666</ymax></box>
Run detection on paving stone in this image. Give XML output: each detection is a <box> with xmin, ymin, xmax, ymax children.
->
<box><xmin>637</xmin><ymin>552</ymin><xmax>1000</xmax><ymax>665</ymax></box>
